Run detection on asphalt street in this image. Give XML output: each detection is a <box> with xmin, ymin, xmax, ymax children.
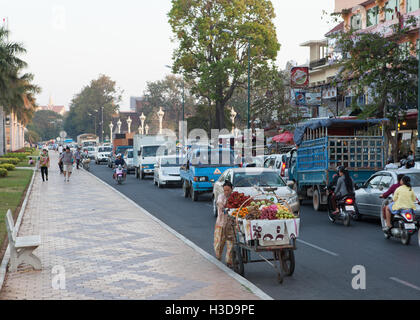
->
<box><xmin>89</xmin><ymin>163</ymin><xmax>420</xmax><ymax>300</ymax></box>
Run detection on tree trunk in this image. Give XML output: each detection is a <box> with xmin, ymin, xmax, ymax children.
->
<box><xmin>215</xmin><ymin>100</ymin><xmax>225</xmax><ymax>130</ymax></box>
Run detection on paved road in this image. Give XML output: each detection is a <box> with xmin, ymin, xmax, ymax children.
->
<box><xmin>90</xmin><ymin>163</ymin><xmax>420</xmax><ymax>299</ymax></box>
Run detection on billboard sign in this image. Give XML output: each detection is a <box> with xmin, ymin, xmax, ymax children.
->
<box><xmin>291</xmin><ymin>67</ymin><xmax>309</xmax><ymax>88</ymax></box>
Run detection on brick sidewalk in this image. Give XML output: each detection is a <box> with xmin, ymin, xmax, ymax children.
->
<box><xmin>0</xmin><ymin>152</ymin><xmax>263</xmax><ymax>300</ymax></box>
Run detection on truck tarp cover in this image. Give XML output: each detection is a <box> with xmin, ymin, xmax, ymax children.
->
<box><xmin>294</xmin><ymin>118</ymin><xmax>388</xmax><ymax>146</ymax></box>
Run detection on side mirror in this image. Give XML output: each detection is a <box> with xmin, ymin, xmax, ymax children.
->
<box><xmin>287</xmin><ymin>181</ymin><xmax>295</xmax><ymax>188</ymax></box>
<box><xmin>378</xmin><ymin>185</ymin><xmax>384</xmax><ymax>191</ymax></box>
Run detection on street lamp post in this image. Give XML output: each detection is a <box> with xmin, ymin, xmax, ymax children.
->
<box><xmin>88</xmin><ymin>112</ymin><xmax>97</xmax><ymax>136</ymax></box>
<box><xmin>230</xmin><ymin>107</ymin><xmax>237</xmax><ymax>135</ymax></box>
<box><xmin>140</xmin><ymin>113</ymin><xmax>146</xmax><ymax>135</ymax></box>
<box><xmin>222</xmin><ymin>29</ymin><xmax>251</xmax><ymax>130</ymax></box>
<box><xmin>127</xmin><ymin>116</ymin><xmax>132</xmax><ymax>134</ymax></box>
<box><xmin>109</xmin><ymin>122</ymin><xmax>114</xmax><ymax>144</ymax></box>
<box><xmin>157</xmin><ymin>107</ymin><xmax>165</xmax><ymax>135</ymax></box>
<box><xmin>117</xmin><ymin>119</ymin><xmax>122</xmax><ymax>134</ymax></box>
<box><xmin>145</xmin><ymin>124</ymin><xmax>149</xmax><ymax>135</ymax></box>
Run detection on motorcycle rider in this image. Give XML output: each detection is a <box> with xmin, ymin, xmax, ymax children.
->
<box><xmin>384</xmin><ymin>175</ymin><xmax>419</xmax><ymax>232</ymax></box>
<box><xmin>113</xmin><ymin>154</ymin><xmax>127</xmax><ymax>179</ymax></box>
<box><xmin>331</xmin><ymin>166</ymin><xmax>355</xmax><ymax>215</ymax></box>
<box><xmin>327</xmin><ymin>165</ymin><xmax>343</xmax><ymax>212</ymax></box>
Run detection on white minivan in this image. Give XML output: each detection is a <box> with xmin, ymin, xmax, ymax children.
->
<box><xmin>124</xmin><ymin>149</ymin><xmax>135</xmax><ymax>174</ymax></box>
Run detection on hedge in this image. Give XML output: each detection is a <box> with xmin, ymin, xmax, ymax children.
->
<box><xmin>0</xmin><ymin>164</ymin><xmax>15</xmax><ymax>171</ymax></box>
<box><xmin>2</xmin><ymin>152</ymin><xmax>30</xmax><ymax>160</ymax></box>
<box><xmin>0</xmin><ymin>158</ymin><xmax>20</xmax><ymax>165</ymax></box>
<box><xmin>0</xmin><ymin>168</ymin><xmax>7</xmax><ymax>178</ymax></box>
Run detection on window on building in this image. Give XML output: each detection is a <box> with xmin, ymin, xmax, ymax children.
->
<box><xmin>367</xmin><ymin>6</ymin><xmax>379</xmax><ymax>27</ymax></box>
<box><xmin>350</xmin><ymin>14</ymin><xmax>362</xmax><ymax>30</ymax></box>
<box><xmin>385</xmin><ymin>0</ymin><xmax>399</xmax><ymax>21</ymax></box>
<box><xmin>407</xmin><ymin>0</ymin><xmax>420</xmax><ymax>13</ymax></box>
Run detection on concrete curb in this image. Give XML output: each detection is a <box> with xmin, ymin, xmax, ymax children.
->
<box><xmin>0</xmin><ymin>168</ymin><xmax>36</xmax><ymax>292</ymax></box>
<box><xmin>85</xmin><ymin>169</ymin><xmax>273</xmax><ymax>300</ymax></box>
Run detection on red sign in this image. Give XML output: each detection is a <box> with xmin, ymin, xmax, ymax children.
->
<box><xmin>291</xmin><ymin>67</ymin><xmax>309</xmax><ymax>88</ymax></box>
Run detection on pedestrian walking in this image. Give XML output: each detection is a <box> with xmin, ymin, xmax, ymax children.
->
<box><xmin>214</xmin><ymin>180</ymin><xmax>235</xmax><ymax>268</ymax></box>
<box><xmin>39</xmin><ymin>149</ymin><xmax>50</xmax><ymax>182</ymax></box>
<box><xmin>60</xmin><ymin>146</ymin><xmax>75</xmax><ymax>182</ymax></box>
<box><xmin>74</xmin><ymin>147</ymin><xmax>82</xmax><ymax>170</ymax></box>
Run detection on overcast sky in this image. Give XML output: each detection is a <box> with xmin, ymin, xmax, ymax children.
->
<box><xmin>2</xmin><ymin>0</ymin><xmax>335</xmax><ymax>111</ymax></box>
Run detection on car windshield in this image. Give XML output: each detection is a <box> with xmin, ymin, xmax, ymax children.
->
<box><xmin>127</xmin><ymin>151</ymin><xmax>133</xmax><ymax>158</ymax></box>
<box><xmin>192</xmin><ymin>149</ymin><xmax>235</xmax><ymax>166</ymax></box>
<box><xmin>143</xmin><ymin>146</ymin><xmax>161</xmax><ymax>157</ymax></box>
<box><xmin>404</xmin><ymin>173</ymin><xmax>420</xmax><ymax>187</ymax></box>
<box><xmin>161</xmin><ymin>157</ymin><xmax>180</xmax><ymax>167</ymax></box>
<box><xmin>87</xmin><ymin>147</ymin><xmax>95</xmax><ymax>151</ymax></box>
<box><xmin>99</xmin><ymin>147</ymin><xmax>112</xmax><ymax>153</ymax></box>
<box><xmin>233</xmin><ymin>172</ymin><xmax>286</xmax><ymax>188</ymax></box>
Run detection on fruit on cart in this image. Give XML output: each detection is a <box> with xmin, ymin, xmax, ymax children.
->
<box><xmin>227</xmin><ymin>192</ymin><xmax>251</xmax><ymax>209</ymax></box>
<box><xmin>232</xmin><ymin>207</ymin><xmax>248</xmax><ymax>218</ymax></box>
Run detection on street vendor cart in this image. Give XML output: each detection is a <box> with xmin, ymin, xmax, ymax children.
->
<box><xmin>227</xmin><ymin>188</ymin><xmax>300</xmax><ymax>284</ymax></box>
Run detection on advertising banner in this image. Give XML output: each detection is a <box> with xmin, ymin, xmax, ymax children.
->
<box><xmin>305</xmin><ymin>92</ymin><xmax>322</xmax><ymax>106</ymax></box>
<box><xmin>291</xmin><ymin>67</ymin><xmax>309</xmax><ymax>88</ymax></box>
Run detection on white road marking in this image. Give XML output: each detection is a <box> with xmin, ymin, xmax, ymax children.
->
<box><xmin>297</xmin><ymin>239</ymin><xmax>339</xmax><ymax>257</ymax></box>
<box><xmin>390</xmin><ymin>277</ymin><xmax>420</xmax><ymax>292</ymax></box>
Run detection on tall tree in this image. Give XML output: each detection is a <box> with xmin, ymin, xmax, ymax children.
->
<box><xmin>143</xmin><ymin>75</ymin><xmax>196</xmax><ymax>132</ymax></box>
<box><xmin>168</xmin><ymin>0</ymin><xmax>280</xmax><ymax>130</ymax></box>
<box><xmin>332</xmin><ymin>15</ymin><xmax>418</xmax><ymax>161</ymax></box>
<box><xmin>27</xmin><ymin>110</ymin><xmax>63</xmax><ymax>141</ymax></box>
<box><xmin>64</xmin><ymin>75</ymin><xmax>122</xmax><ymax>140</ymax></box>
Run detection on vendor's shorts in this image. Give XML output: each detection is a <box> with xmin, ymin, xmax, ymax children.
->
<box><xmin>388</xmin><ymin>202</ymin><xmax>398</xmax><ymax>215</ymax></box>
<box><xmin>63</xmin><ymin>164</ymin><xmax>73</xmax><ymax>173</ymax></box>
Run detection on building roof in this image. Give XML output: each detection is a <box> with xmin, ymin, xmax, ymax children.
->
<box><xmin>325</xmin><ymin>21</ymin><xmax>344</xmax><ymax>37</ymax></box>
<box><xmin>300</xmin><ymin>39</ymin><xmax>328</xmax><ymax>47</ymax></box>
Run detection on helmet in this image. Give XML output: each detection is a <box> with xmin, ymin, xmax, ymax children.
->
<box><xmin>117</xmin><ymin>153</ymin><xmax>122</xmax><ymax>157</ymax></box>
<box><xmin>336</xmin><ymin>165</ymin><xmax>344</xmax><ymax>173</ymax></box>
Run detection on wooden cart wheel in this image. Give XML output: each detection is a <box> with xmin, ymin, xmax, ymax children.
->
<box><xmin>232</xmin><ymin>245</ymin><xmax>244</xmax><ymax>276</ymax></box>
<box><xmin>274</xmin><ymin>250</ymin><xmax>284</xmax><ymax>284</ymax></box>
<box><xmin>281</xmin><ymin>249</ymin><xmax>295</xmax><ymax>276</ymax></box>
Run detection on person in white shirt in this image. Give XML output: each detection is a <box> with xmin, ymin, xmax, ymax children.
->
<box><xmin>58</xmin><ymin>144</ymin><xmax>63</xmax><ymax>155</ymax></box>
<box><xmin>384</xmin><ymin>160</ymin><xmax>398</xmax><ymax>170</ymax></box>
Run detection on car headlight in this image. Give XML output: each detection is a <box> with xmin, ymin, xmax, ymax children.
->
<box><xmin>287</xmin><ymin>195</ymin><xmax>298</xmax><ymax>205</ymax></box>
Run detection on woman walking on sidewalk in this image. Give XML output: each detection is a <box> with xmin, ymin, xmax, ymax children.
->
<box><xmin>214</xmin><ymin>180</ymin><xmax>235</xmax><ymax>268</ymax></box>
<box><xmin>39</xmin><ymin>149</ymin><xmax>50</xmax><ymax>182</ymax></box>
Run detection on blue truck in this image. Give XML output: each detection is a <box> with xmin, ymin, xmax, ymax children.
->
<box><xmin>180</xmin><ymin>146</ymin><xmax>239</xmax><ymax>202</ymax></box>
<box><xmin>288</xmin><ymin>118</ymin><xmax>387</xmax><ymax>211</ymax></box>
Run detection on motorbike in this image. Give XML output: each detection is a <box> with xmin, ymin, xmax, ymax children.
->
<box><xmin>380</xmin><ymin>198</ymin><xmax>419</xmax><ymax>246</ymax></box>
<box><xmin>326</xmin><ymin>188</ymin><xmax>356</xmax><ymax>227</ymax></box>
<box><xmin>114</xmin><ymin>165</ymin><xmax>126</xmax><ymax>185</ymax></box>
<box><xmin>82</xmin><ymin>158</ymin><xmax>91</xmax><ymax>171</ymax></box>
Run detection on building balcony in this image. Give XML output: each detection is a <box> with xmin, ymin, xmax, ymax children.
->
<box><xmin>309</xmin><ymin>58</ymin><xmax>327</xmax><ymax>69</ymax></box>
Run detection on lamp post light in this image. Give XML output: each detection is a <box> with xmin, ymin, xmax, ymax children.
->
<box><xmin>88</xmin><ymin>112</ymin><xmax>97</xmax><ymax>136</ymax></box>
<box><xmin>222</xmin><ymin>29</ymin><xmax>251</xmax><ymax>130</ymax></box>
<box><xmin>145</xmin><ymin>124</ymin><xmax>149</xmax><ymax>135</ymax></box>
<box><xmin>157</xmin><ymin>107</ymin><xmax>165</xmax><ymax>135</ymax></box>
<box><xmin>140</xmin><ymin>113</ymin><xmax>146</xmax><ymax>135</ymax></box>
<box><xmin>117</xmin><ymin>119</ymin><xmax>122</xmax><ymax>134</ymax></box>
<box><xmin>127</xmin><ymin>116</ymin><xmax>132</xmax><ymax>134</ymax></box>
<box><xmin>109</xmin><ymin>122</ymin><xmax>114</xmax><ymax>144</ymax></box>
<box><xmin>230</xmin><ymin>107</ymin><xmax>237</xmax><ymax>135</ymax></box>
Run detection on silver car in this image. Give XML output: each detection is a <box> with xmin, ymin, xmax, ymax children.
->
<box><xmin>355</xmin><ymin>168</ymin><xmax>420</xmax><ymax>218</ymax></box>
<box><xmin>212</xmin><ymin>168</ymin><xmax>299</xmax><ymax>217</ymax></box>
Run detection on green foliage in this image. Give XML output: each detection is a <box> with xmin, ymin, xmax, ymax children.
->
<box><xmin>0</xmin><ymin>158</ymin><xmax>19</xmax><ymax>165</ymax></box>
<box><xmin>27</xmin><ymin>110</ymin><xmax>63</xmax><ymax>141</ymax></box>
<box><xmin>0</xmin><ymin>168</ymin><xmax>7</xmax><ymax>178</ymax></box>
<box><xmin>63</xmin><ymin>74</ymin><xmax>122</xmax><ymax>139</ymax></box>
<box><xmin>331</xmin><ymin>15</ymin><xmax>418</xmax><ymax>160</ymax></box>
<box><xmin>0</xmin><ymin>164</ymin><xmax>15</xmax><ymax>171</ymax></box>
<box><xmin>3</xmin><ymin>152</ymin><xmax>30</xmax><ymax>160</ymax></box>
<box><xmin>168</xmin><ymin>0</ymin><xmax>280</xmax><ymax>129</ymax></box>
<box><xmin>143</xmin><ymin>75</ymin><xmax>197</xmax><ymax>132</ymax></box>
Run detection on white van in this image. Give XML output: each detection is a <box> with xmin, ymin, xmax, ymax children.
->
<box><xmin>124</xmin><ymin>149</ymin><xmax>135</xmax><ymax>174</ymax></box>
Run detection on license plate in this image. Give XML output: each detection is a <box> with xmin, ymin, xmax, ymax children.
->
<box><xmin>345</xmin><ymin>206</ymin><xmax>355</xmax><ymax>211</ymax></box>
<box><xmin>405</xmin><ymin>223</ymin><xmax>416</xmax><ymax>230</ymax></box>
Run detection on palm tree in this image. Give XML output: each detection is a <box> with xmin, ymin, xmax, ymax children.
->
<box><xmin>0</xmin><ymin>27</ymin><xmax>40</xmax><ymax>153</ymax></box>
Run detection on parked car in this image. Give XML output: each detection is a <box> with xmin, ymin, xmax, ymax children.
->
<box><xmin>355</xmin><ymin>168</ymin><xmax>420</xmax><ymax>218</ymax></box>
<box><xmin>124</xmin><ymin>148</ymin><xmax>135</xmax><ymax>174</ymax></box>
<box><xmin>154</xmin><ymin>155</ymin><xmax>182</xmax><ymax>188</ymax></box>
<box><xmin>95</xmin><ymin>146</ymin><xmax>113</xmax><ymax>164</ymax></box>
<box><xmin>212</xmin><ymin>167</ymin><xmax>299</xmax><ymax>217</ymax></box>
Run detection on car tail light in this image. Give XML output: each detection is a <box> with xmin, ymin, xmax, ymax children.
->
<box><xmin>281</xmin><ymin>162</ymin><xmax>286</xmax><ymax>177</ymax></box>
<box><xmin>345</xmin><ymin>198</ymin><xmax>354</xmax><ymax>205</ymax></box>
<box><xmin>405</xmin><ymin>213</ymin><xmax>413</xmax><ymax>221</ymax></box>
